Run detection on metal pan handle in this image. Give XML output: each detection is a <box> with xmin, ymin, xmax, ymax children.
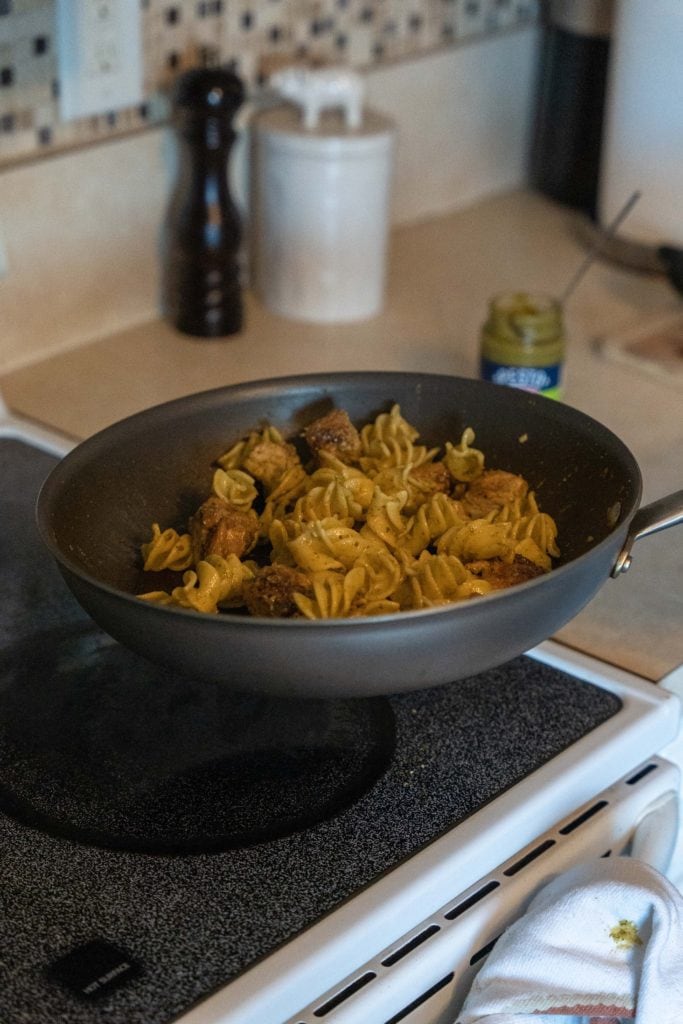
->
<box><xmin>612</xmin><ymin>489</ymin><xmax>683</xmax><ymax>577</ymax></box>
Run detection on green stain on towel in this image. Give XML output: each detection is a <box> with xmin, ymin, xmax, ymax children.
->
<box><xmin>609</xmin><ymin>919</ymin><xmax>643</xmax><ymax>949</ymax></box>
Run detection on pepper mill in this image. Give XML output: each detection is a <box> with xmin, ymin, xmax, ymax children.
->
<box><xmin>164</xmin><ymin>68</ymin><xmax>245</xmax><ymax>337</ymax></box>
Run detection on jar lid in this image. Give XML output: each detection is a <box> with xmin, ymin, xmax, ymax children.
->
<box><xmin>485</xmin><ymin>292</ymin><xmax>564</xmax><ymax>348</ymax></box>
<box><xmin>254</xmin><ymin>104</ymin><xmax>395</xmax><ymax>157</ymax></box>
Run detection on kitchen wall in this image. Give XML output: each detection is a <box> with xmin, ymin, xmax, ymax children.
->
<box><xmin>0</xmin><ymin>2</ymin><xmax>540</xmax><ymax>373</ymax></box>
<box><xmin>0</xmin><ymin>0</ymin><xmax>538</xmax><ymax>167</ymax></box>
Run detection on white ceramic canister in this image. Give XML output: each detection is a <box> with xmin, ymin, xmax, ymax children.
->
<box><xmin>251</xmin><ymin>103</ymin><xmax>396</xmax><ymax>323</ymax></box>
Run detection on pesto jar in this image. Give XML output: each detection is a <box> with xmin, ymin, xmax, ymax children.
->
<box><xmin>480</xmin><ymin>291</ymin><xmax>565</xmax><ymax>399</ymax></box>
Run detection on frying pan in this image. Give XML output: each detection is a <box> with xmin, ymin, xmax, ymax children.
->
<box><xmin>36</xmin><ymin>373</ymin><xmax>682</xmax><ymax>698</ymax></box>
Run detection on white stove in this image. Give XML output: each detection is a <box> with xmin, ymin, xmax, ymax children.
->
<box><xmin>1</xmin><ymin>402</ymin><xmax>682</xmax><ymax>1024</ymax></box>
<box><xmin>179</xmin><ymin>644</ymin><xmax>683</xmax><ymax>1024</ymax></box>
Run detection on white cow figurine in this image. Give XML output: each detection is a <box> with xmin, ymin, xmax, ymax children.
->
<box><xmin>270</xmin><ymin>66</ymin><xmax>365</xmax><ymax>131</ymax></box>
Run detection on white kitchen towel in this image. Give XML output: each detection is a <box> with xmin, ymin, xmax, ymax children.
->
<box><xmin>457</xmin><ymin>857</ymin><xmax>683</xmax><ymax>1024</ymax></box>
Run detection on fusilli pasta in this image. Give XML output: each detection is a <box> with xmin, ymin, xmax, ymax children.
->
<box><xmin>137</xmin><ymin>404</ymin><xmax>559</xmax><ymax>618</ymax></box>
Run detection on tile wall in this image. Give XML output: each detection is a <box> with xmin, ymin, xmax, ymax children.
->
<box><xmin>0</xmin><ymin>0</ymin><xmax>538</xmax><ymax>167</ymax></box>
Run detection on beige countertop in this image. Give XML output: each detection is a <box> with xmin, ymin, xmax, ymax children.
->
<box><xmin>3</xmin><ymin>189</ymin><xmax>682</xmax><ymax>681</ymax></box>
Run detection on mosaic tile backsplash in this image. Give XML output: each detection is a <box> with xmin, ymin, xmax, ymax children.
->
<box><xmin>0</xmin><ymin>0</ymin><xmax>538</xmax><ymax>167</ymax></box>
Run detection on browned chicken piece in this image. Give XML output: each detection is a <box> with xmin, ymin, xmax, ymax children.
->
<box><xmin>189</xmin><ymin>496</ymin><xmax>259</xmax><ymax>562</ymax></box>
<box><xmin>409</xmin><ymin>460</ymin><xmax>452</xmax><ymax>496</ymax></box>
<box><xmin>243</xmin><ymin>440</ymin><xmax>301</xmax><ymax>492</ymax></box>
<box><xmin>303</xmin><ymin>409</ymin><xmax>361</xmax><ymax>464</ymax></box>
<box><xmin>466</xmin><ymin>555</ymin><xmax>545</xmax><ymax>590</ymax></box>
<box><xmin>462</xmin><ymin>469</ymin><xmax>529</xmax><ymax>519</ymax></box>
<box><xmin>242</xmin><ymin>564</ymin><xmax>313</xmax><ymax>617</ymax></box>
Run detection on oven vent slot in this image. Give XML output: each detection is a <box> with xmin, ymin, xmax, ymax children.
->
<box><xmin>444</xmin><ymin>879</ymin><xmax>499</xmax><ymax>920</ymax></box>
<box><xmin>626</xmin><ymin>762</ymin><xmax>658</xmax><ymax>786</ymax></box>
<box><xmin>313</xmin><ymin>971</ymin><xmax>375</xmax><ymax>1017</ymax></box>
<box><xmin>503</xmin><ymin>838</ymin><xmax>555</xmax><ymax>877</ymax></box>
<box><xmin>469</xmin><ymin>934</ymin><xmax>501</xmax><ymax>966</ymax></box>
<box><xmin>558</xmin><ymin>799</ymin><xmax>608</xmax><ymax>835</ymax></box>
<box><xmin>384</xmin><ymin>971</ymin><xmax>455</xmax><ymax>1024</ymax></box>
<box><xmin>381</xmin><ymin>924</ymin><xmax>440</xmax><ymax>966</ymax></box>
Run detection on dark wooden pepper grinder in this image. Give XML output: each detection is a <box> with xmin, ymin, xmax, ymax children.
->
<box><xmin>164</xmin><ymin>68</ymin><xmax>246</xmax><ymax>337</ymax></box>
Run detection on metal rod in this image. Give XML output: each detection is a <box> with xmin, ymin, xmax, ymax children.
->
<box><xmin>560</xmin><ymin>190</ymin><xmax>642</xmax><ymax>305</ymax></box>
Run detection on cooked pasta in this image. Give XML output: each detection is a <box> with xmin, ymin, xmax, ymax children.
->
<box><xmin>137</xmin><ymin>404</ymin><xmax>559</xmax><ymax>617</ymax></box>
<box><xmin>212</xmin><ymin>467</ymin><xmax>259</xmax><ymax>510</ymax></box>
<box><xmin>141</xmin><ymin>524</ymin><xmax>193</xmax><ymax>572</ymax></box>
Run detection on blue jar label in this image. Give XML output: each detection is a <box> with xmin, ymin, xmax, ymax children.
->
<box><xmin>481</xmin><ymin>358</ymin><xmax>562</xmax><ymax>399</ymax></box>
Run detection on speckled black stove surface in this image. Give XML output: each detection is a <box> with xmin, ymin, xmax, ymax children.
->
<box><xmin>0</xmin><ymin>438</ymin><xmax>622</xmax><ymax>1024</ymax></box>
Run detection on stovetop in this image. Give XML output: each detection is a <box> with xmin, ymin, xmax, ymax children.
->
<box><xmin>0</xmin><ymin>437</ymin><xmax>632</xmax><ymax>1024</ymax></box>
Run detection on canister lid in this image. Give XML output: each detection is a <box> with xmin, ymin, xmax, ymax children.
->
<box><xmin>254</xmin><ymin>104</ymin><xmax>395</xmax><ymax>157</ymax></box>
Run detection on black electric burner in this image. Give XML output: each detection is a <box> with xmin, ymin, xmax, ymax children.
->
<box><xmin>0</xmin><ymin>624</ymin><xmax>396</xmax><ymax>854</ymax></box>
<box><xmin>0</xmin><ymin>438</ymin><xmax>622</xmax><ymax>1023</ymax></box>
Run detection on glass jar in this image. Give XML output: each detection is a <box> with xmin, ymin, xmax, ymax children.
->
<box><xmin>479</xmin><ymin>291</ymin><xmax>565</xmax><ymax>399</ymax></box>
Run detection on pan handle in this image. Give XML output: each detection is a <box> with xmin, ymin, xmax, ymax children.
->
<box><xmin>612</xmin><ymin>489</ymin><xmax>683</xmax><ymax>577</ymax></box>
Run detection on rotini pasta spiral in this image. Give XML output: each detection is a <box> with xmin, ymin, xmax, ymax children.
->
<box><xmin>216</xmin><ymin>425</ymin><xmax>285</xmax><ymax>471</ymax></box>
<box><xmin>353</xmin><ymin>545</ymin><xmax>404</xmax><ymax>603</ymax></box>
<box><xmin>361</xmin><ymin>488</ymin><xmax>409</xmax><ymax>550</ymax></box>
<box><xmin>288</xmin><ymin>518</ymin><xmax>376</xmax><ymax>573</ymax></box>
<box><xmin>492</xmin><ymin>495</ymin><xmax>560</xmax><ymax>561</ymax></box>
<box><xmin>359</xmin><ymin>403</ymin><xmax>439</xmax><ymax>474</ymax></box>
<box><xmin>259</xmin><ymin>463</ymin><xmax>309</xmax><ymax>532</ymax></box>
<box><xmin>141</xmin><ymin>524</ymin><xmax>193</xmax><ymax>572</ymax></box>
<box><xmin>212</xmin><ymin>468</ymin><xmax>259</xmax><ymax>510</ymax></box>
<box><xmin>360</xmin><ymin>403</ymin><xmax>419</xmax><ymax>450</ymax></box>
<box><xmin>393</xmin><ymin>552</ymin><xmax>472</xmax><ymax>610</ymax></box>
<box><xmin>403</xmin><ymin>492</ymin><xmax>469</xmax><ymax>556</ymax></box>
<box><xmin>372</xmin><ymin>462</ymin><xmax>449</xmax><ymax>514</ymax></box>
<box><xmin>267</xmin><ymin>516</ymin><xmax>301</xmax><ymax>566</ymax></box>
<box><xmin>137</xmin><ymin>403</ymin><xmax>560</xmax><ymax>617</ymax></box>
<box><xmin>291</xmin><ymin>479</ymin><xmax>363</xmax><ymax>527</ymax></box>
<box><xmin>437</xmin><ymin>517</ymin><xmax>555</xmax><ymax>572</ymax></box>
<box><xmin>140</xmin><ymin>554</ymin><xmax>254</xmax><ymax>614</ymax></box>
<box><xmin>444</xmin><ymin>428</ymin><xmax>486</xmax><ymax>482</ymax></box>
<box><xmin>437</xmin><ymin>520</ymin><xmax>515</xmax><ymax>563</ymax></box>
<box><xmin>308</xmin><ymin>455</ymin><xmax>375</xmax><ymax>511</ymax></box>
<box><xmin>293</xmin><ymin>567</ymin><xmax>401</xmax><ymax>620</ymax></box>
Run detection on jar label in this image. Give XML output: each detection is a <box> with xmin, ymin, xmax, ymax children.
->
<box><xmin>480</xmin><ymin>358</ymin><xmax>562</xmax><ymax>399</ymax></box>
